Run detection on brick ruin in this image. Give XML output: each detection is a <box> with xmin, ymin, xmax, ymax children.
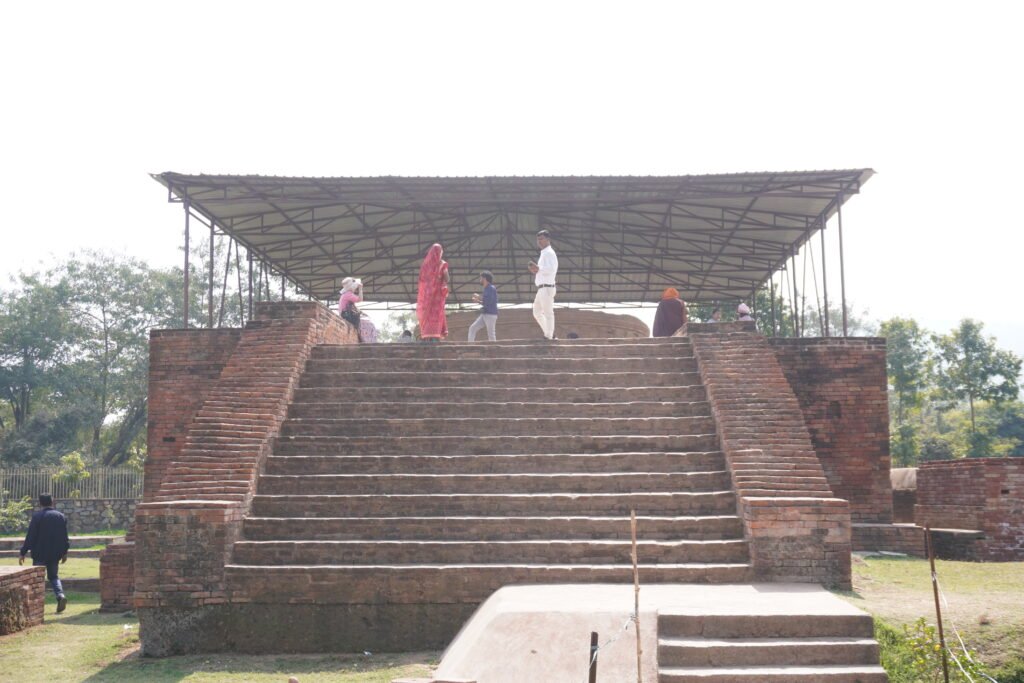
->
<box><xmin>102</xmin><ymin>305</ymin><xmax>900</xmax><ymax>656</ymax></box>
<box><xmin>0</xmin><ymin>566</ymin><xmax>45</xmax><ymax>635</ymax></box>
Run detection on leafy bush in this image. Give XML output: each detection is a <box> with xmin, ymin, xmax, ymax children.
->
<box><xmin>0</xmin><ymin>493</ymin><xmax>33</xmax><ymax>534</ymax></box>
<box><xmin>52</xmin><ymin>451</ymin><xmax>90</xmax><ymax>497</ymax></box>
<box><xmin>877</xmin><ymin>617</ymin><xmax>998</xmax><ymax>682</ymax></box>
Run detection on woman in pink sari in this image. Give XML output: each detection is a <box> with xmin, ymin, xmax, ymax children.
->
<box><xmin>416</xmin><ymin>243</ymin><xmax>449</xmax><ymax>341</ymax></box>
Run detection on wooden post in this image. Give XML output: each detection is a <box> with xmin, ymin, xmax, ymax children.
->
<box><xmin>631</xmin><ymin>509</ymin><xmax>642</xmax><ymax>683</ymax></box>
<box><xmin>588</xmin><ymin>631</ymin><xmax>598</xmax><ymax>683</ymax></box>
<box><xmin>925</xmin><ymin>526</ymin><xmax>950</xmax><ymax>683</ymax></box>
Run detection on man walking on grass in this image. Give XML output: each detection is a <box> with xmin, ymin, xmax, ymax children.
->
<box><xmin>529</xmin><ymin>229</ymin><xmax>558</xmax><ymax>340</ymax></box>
<box><xmin>19</xmin><ymin>493</ymin><xmax>70</xmax><ymax>613</ymax></box>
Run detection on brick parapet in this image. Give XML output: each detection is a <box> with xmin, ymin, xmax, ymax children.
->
<box><xmin>0</xmin><ymin>566</ymin><xmax>45</xmax><ymax>635</ymax></box>
<box><xmin>687</xmin><ymin>328</ymin><xmax>852</xmax><ymax>588</ymax></box>
<box><xmin>770</xmin><ymin>337</ymin><xmax>892</xmax><ymax>523</ymax></box>
<box><xmin>99</xmin><ymin>540</ymin><xmax>135</xmax><ymax>612</ymax></box>
<box><xmin>134</xmin><ymin>302</ymin><xmax>356</xmax><ymax>623</ymax></box>
<box><xmin>916</xmin><ymin>458</ymin><xmax>1024</xmax><ymax>560</ymax></box>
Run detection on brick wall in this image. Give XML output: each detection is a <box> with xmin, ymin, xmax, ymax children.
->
<box><xmin>851</xmin><ymin>523</ymin><xmax>925</xmax><ymax>556</ymax></box>
<box><xmin>916</xmin><ymin>458</ymin><xmax>1024</xmax><ymax>560</ymax></box>
<box><xmin>686</xmin><ymin>324</ymin><xmax>852</xmax><ymax>589</ymax></box>
<box><xmin>770</xmin><ymin>337</ymin><xmax>892</xmax><ymax>523</ymax></box>
<box><xmin>134</xmin><ymin>302</ymin><xmax>356</xmax><ymax>655</ymax></box>
<box><xmin>99</xmin><ymin>540</ymin><xmax>135</xmax><ymax>612</ymax></box>
<box><xmin>146</xmin><ymin>328</ymin><xmax>242</xmax><ymax>501</ymax></box>
<box><xmin>0</xmin><ymin>566</ymin><xmax>45</xmax><ymax>635</ymax></box>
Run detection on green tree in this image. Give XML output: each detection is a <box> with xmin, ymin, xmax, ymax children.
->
<box><xmin>0</xmin><ymin>273</ymin><xmax>74</xmax><ymax>430</ymax></box>
<box><xmin>934</xmin><ymin>319</ymin><xmax>1022</xmax><ymax>439</ymax></box>
<box><xmin>879</xmin><ymin>317</ymin><xmax>931</xmax><ymax>426</ymax></box>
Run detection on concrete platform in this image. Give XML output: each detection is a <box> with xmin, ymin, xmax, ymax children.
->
<box><xmin>432</xmin><ymin>583</ymin><xmax>877</xmax><ymax>683</ymax></box>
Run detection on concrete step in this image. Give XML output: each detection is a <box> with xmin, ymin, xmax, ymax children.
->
<box><xmin>263</xmin><ymin>451</ymin><xmax>727</xmax><ymax>475</ymax></box>
<box><xmin>250</xmin><ymin>490</ymin><xmax>738</xmax><ymax>517</ymax></box>
<box><xmin>304</xmin><ymin>356</ymin><xmax>698</xmax><ymax>374</ymax></box>
<box><xmin>658</xmin><ymin>665</ymin><xmax>888</xmax><ymax>682</ymax></box>
<box><xmin>658</xmin><ymin>636</ymin><xmax>880</xmax><ymax>667</ymax></box>
<box><xmin>287</xmin><ymin>400</ymin><xmax>712</xmax><ymax>420</ymax></box>
<box><xmin>241</xmin><ymin>514</ymin><xmax>746</xmax><ymax>541</ymax></box>
<box><xmin>0</xmin><ymin>535</ymin><xmax>118</xmax><ymax>551</ymax></box>
<box><xmin>300</xmin><ymin>370</ymin><xmax>702</xmax><ymax>388</ymax></box>
<box><xmin>278</xmin><ymin>416</ymin><xmax>717</xmax><ymax>438</ymax></box>
<box><xmin>289</xmin><ymin>385</ymin><xmax>707</xmax><ymax>404</ymax></box>
<box><xmin>223</xmin><ymin>562</ymin><xmax>753</xmax><ymax>603</ymax></box>
<box><xmin>659</xmin><ymin>613</ymin><xmax>875</xmax><ymax>639</ymax></box>
<box><xmin>231</xmin><ymin>538</ymin><xmax>750</xmax><ymax>565</ymax></box>
<box><xmin>311</xmin><ymin>338</ymin><xmax>694</xmax><ymax>359</ymax></box>
<box><xmin>256</xmin><ymin>471</ymin><xmax>732</xmax><ymax>495</ymax></box>
<box><xmin>272</xmin><ymin>434</ymin><xmax>720</xmax><ymax>456</ymax></box>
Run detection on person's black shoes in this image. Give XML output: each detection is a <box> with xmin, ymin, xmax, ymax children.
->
<box><xmin>57</xmin><ymin>594</ymin><xmax>67</xmax><ymax>613</ymax></box>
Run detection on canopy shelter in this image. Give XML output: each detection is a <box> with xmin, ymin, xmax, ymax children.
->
<box><xmin>154</xmin><ymin>169</ymin><xmax>872</xmax><ymax>332</ymax></box>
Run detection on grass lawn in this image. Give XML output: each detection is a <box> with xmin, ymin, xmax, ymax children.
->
<box><xmin>0</xmin><ymin>556</ymin><xmax>99</xmax><ymax>579</ymax></box>
<box><xmin>0</xmin><ymin>593</ymin><xmax>438</xmax><ymax>683</ymax></box>
<box><xmin>840</xmin><ymin>554</ymin><xmax>1024</xmax><ymax>673</ymax></box>
<box><xmin>0</xmin><ymin>528</ymin><xmax>126</xmax><ymax>539</ymax></box>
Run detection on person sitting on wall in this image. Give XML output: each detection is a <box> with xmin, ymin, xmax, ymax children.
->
<box><xmin>396</xmin><ymin>329</ymin><xmax>414</xmax><ymax>343</ymax></box>
<box><xmin>338</xmin><ymin>277</ymin><xmax>378</xmax><ymax>343</ymax></box>
<box><xmin>19</xmin><ymin>493</ymin><xmax>70</xmax><ymax>613</ymax></box>
<box><xmin>708</xmin><ymin>307</ymin><xmax>722</xmax><ymax>323</ymax></box>
<box><xmin>737</xmin><ymin>303</ymin><xmax>754</xmax><ymax>322</ymax></box>
<box><xmin>652</xmin><ymin>287</ymin><xmax>688</xmax><ymax>337</ymax></box>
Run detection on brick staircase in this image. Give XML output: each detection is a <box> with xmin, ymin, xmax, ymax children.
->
<box><xmin>657</xmin><ymin>609</ymin><xmax>886</xmax><ymax>682</ymax></box>
<box><xmin>226</xmin><ymin>337</ymin><xmax>753</xmax><ymax>615</ymax></box>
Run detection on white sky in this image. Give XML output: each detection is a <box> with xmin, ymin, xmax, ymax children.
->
<box><xmin>1</xmin><ymin>1</ymin><xmax>1022</xmax><ymax>355</ymax></box>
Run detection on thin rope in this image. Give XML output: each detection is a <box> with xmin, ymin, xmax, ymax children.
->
<box><xmin>583</xmin><ymin>615</ymin><xmax>636</xmax><ymax>682</ymax></box>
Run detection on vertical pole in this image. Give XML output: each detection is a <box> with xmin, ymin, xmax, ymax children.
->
<box><xmin>631</xmin><ymin>509</ymin><xmax>642</xmax><ymax>683</ymax></box>
<box><xmin>588</xmin><ymin>632</ymin><xmax>598</xmax><ymax>683</ymax></box>
<box><xmin>183</xmin><ymin>202</ymin><xmax>190</xmax><ymax>329</ymax></box>
<box><xmin>235</xmin><ymin>241</ymin><xmax>245</xmax><ymax>325</ymax></box>
<box><xmin>820</xmin><ymin>217</ymin><xmax>829</xmax><ymax>337</ymax></box>
<box><xmin>925</xmin><ymin>527</ymin><xmax>951</xmax><ymax>683</ymax></box>
<box><xmin>247</xmin><ymin>251</ymin><xmax>254</xmax><ymax>320</ymax></box>
<box><xmin>208</xmin><ymin>221</ymin><xmax>215</xmax><ymax>328</ymax></box>
<box><xmin>769</xmin><ymin>272</ymin><xmax>777</xmax><ymax>337</ymax></box>
<box><xmin>837</xmin><ymin>193</ymin><xmax>849</xmax><ymax>336</ymax></box>
<box><xmin>281</xmin><ymin>274</ymin><xmax>286</xmax><ymax>300</ymax></box>
<box><xmin>790</xmin><ymin>246</ymin><xmax>799</xmax><ymax>337</ymax></box>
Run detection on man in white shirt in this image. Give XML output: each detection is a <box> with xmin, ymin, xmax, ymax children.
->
<box><xmin>528</xmin><ymin>230</ymin><xmax>558</xmax><ymax>340</ymax></box>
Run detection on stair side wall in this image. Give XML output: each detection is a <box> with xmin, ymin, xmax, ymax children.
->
<box><xmin>133</xmin><ymin>302</ymin><xmax>356</xmax><ymax>655</ymax></box>
<box><xmin>687</xmin><ymin>326</ymin><xmax>853</xmax><ymax>588</ymax></box>
<box><xmin>771</xmin><ymin>337</ymin><xmax>893</xmax><ymax>523</ymax></box>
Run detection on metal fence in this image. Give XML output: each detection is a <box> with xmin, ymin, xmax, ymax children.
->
<box><xmin>0</xmin><ymin>467</ymin><xmax>143</xmax><ymax>503</ymax></box>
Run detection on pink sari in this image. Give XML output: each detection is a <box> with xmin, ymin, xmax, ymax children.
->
<box><xmin>416</xmin><ymin>244</ymin><xmax>449</xmax><ymax>339</ymax></box>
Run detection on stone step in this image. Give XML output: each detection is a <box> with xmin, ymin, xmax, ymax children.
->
<box><xmin>657</xmin><ymin>665</ymin><xmax>888</xmax><ymax>682</ymax></box>
<box><xmin>231</xmin><ymin>538</ymin><xmax>750</xmax><ymax>565</ymax></box>
<box><xmin>272</xmin><ymin>434</ymin><xmax>720</xmax><ymax>456</ymax></box>
<box><xmin>658</xmin><ymin>636</ymin><xmax>880</xmax><ymax>667</ymax></box>
<box><xmin>264</xmin><ymin>451</ymin><xmax>726</xmax><ymax>475</ymax></box>
<box><xmin>257</xmin><ymin>471</ymin><xmax>733</xmax><ymax>495</ymax></box>
<box><xmin>306</xmin><ymin>355</ymin><xmax>697</xmax><ymax>373</ymax></box>
<box><xmin>659</xmin><ymin>613</ymin><xmax>875</xmax><ymax>639</ymax></box>
<box><xmin>278</xmin><ymin>416</ymin><xmax>718</xmax><ymax>438</ymax></box>
<box><xmin>241</xmin><ymin>514</ymin><xmax>745</xmax><ymax>541</ymax></box>
<box><xmin>300</xmin><ymin>370</ymin><xmax>702</xmax><ymax>388</ymax></box>
<box><xmin>290</xmin><ymin>384</ymin><xmax>707</xmax><ymax>404</ymax></box>
<box><xmin>288</xmin><ymin>400</ymin><xmax>712</xmax><ymax>420</ymax></box>
<box><xmin>311</xmin><ymin>338</ymin><xmax>694</xmax><ymax>359</ymax></box>
<box><xmin>223</xmin><ymin>562</ymin><xmax>753</xmax><ymax>603</ymax></box>
<box><xmin>250</xmin><ymin>490</ymin><xmax>738</xmax><ymax>517</ymax></box>
<box><xmin>0</xmin><ymin>535</ymin><xmax>118</xmax><ymax>551</ymax></box>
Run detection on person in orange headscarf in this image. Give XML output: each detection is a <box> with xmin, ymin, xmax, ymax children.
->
<box><xmin>416</xmin><ymin>243</ymin><xmax>450</xmax><ymax>341</ymax></box>
<box><xmin>652</xmin><ymin>287</ymin><xmax>688</xmax><ymax>337</ymax></box>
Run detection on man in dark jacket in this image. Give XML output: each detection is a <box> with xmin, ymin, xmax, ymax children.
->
<box><xmin>19</xmin><ymin>493</ymin><xmax>70</xmax><ymax>613</ymax></box>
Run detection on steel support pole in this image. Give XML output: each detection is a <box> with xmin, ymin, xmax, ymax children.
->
<box><xmin>769</xmin><ymin>272</ymin><xmax>777</xmax><ymax>337</ymax></box>
<box><xmin>247</xmin><ymin>251</ymin><xmax>254</xmax><ymax>320</ymax></box>
<box><xmin>183</xmin><ymin>202</ymin><xmax>190</xmax><ymax>329</ymax></box>
<box><xmin>820</xmin><ymin>218</ymin><xmax>829</xmax><ymax>337</ymax></box>
<box><xmin>208</xmin><ymin>222</ymin><xmax>215</xmax><ymax>328</ymax></box>
<box><xmin>837</xmin><ymin>194</ymin><xmax>849</xmax><ymax>336</ymax></box>
<box><xmin>790</xmin><ymin>246</ymin><xmax>799</xmax><ymax>337</ymax></box>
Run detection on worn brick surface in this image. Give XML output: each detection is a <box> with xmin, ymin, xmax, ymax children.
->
<box><xmin>0</xmin><ymin>565</ymin><xmax>45</xmax><ymax>634</ymax></box>
<box><xmin>771</xmin><ymin>338</ymin><xmax>892</xmax><ymax>523</ymax></box>
<box><xmin>685</xmin><ymin>323</ymin><xmax>853</xmax><ymax>588</ymax></box>
<box><xmin>99</xmin><ymin>540</ymin><xmax>135</xmax><ymax>611</ymax></box>
<box><xmin>916</xmin><ymin>458</ymin><xmax>1024</xmax><ymax>560</ymax></box>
